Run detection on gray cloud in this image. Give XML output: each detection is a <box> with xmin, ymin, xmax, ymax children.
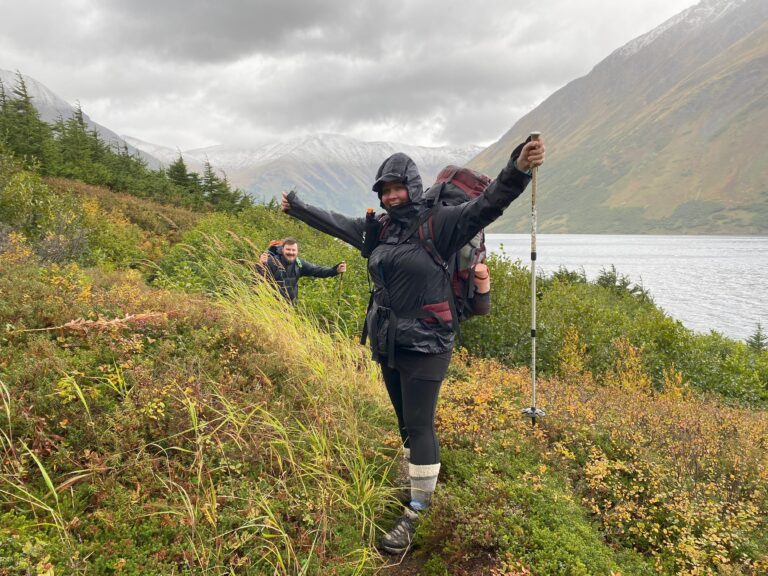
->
<box><xmin>0</xmin><ymin>0</ymin><xmax>697</xmax><ymax>148</ymax></box>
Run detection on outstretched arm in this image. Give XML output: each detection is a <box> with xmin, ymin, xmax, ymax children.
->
<box><xmin>299</xmin><ymin>259</ymin><xmax>342</xmax><ymax>278</ymax></box>
<box><xmin>282</xmin><ymin>191</ymin><xmax>366</xmax><ymax>250</ymax></box>
<box><xmin>433</xmin><ymin>137</ymin><xmax>546</xmax><ymax>256</ymax></box>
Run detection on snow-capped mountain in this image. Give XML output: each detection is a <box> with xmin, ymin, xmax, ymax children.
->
<box><xmin>614</xmin><ymin>0</ymin><xmax>751</xmax><ymax>58</ymax></box>
<box><xmin>185</xmin><ymin>134</ymin><xmax>482</xmax><ymax>173</ymax></box>
<box><xmin>2</xmin><ymin>67</ymin><xmax>480</xmax><ymax>215</ymax></box>
<box><xmin>129</xmin><ymin>133</ymin><xmax>483</xmax><ymax>215</ymax></box>
<box><xmin>122</xmin><ymin>135</ymin><xmax>204</xmax><ymax>172</ymax></box>
<box><xmin>471</xmin><ymin>0</ymin><xmax>768</xmax><ymax>234</ymax></box>
<box><xmin>0</xmin><ymin>69</ymin><xmax>161</xmax><ymax>168</ymax></box>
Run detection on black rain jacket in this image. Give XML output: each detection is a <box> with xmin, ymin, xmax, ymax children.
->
<box><xmin>260</xmin><ymin>252</ymin><xmax>339</xmax><ymax>304</ymax></box>
<box><xmin>285</xmin><ymin>143</ymin><xmax>530</xmax><ymax>359</ymax></box>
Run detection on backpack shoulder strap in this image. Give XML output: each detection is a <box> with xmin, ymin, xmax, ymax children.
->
<box><xmin>414</xmin><ymin>208</ymin><xmax>462</xmax><ymax>341</ymax></box>
<box><xmin>423</xmin><ymin>182</ymin><xmax>446</xmax><ymax>209</ymax></box>
<box><xmin>416</xmin><ymin>208</ymin><xmax>447</xmax><ymax>271</ymax></box>
<box><xmin>378</xmin><ymin>213</ymin><xmax>391</xmax><ymax>240</ymax></box>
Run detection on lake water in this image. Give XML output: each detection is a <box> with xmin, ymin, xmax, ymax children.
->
<box><xmin>485</xmin><ymin>234</ymin><xmax>768</xmax><ymax>341</ymax></box>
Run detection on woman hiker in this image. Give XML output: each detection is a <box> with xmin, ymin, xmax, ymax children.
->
<box><xmin>281</xmin><ymin>136</ymin><xmax>545</xmax><ymax>554</ymax></box>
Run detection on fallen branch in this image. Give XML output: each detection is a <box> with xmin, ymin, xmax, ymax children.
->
<box><xmin>10</xmin><ymin>312</ymin><xmax>168</xmax><ymax>335</ymax></box>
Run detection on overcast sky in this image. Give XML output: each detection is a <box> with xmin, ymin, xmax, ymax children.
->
<box><xmin>1</xmin><ymin>0</ymin><xmax>697</xmax><ymax>150</ymax></box>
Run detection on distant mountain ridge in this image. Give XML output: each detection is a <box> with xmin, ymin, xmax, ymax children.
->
<box><xmin>129</xmin><ymin>134</ymin><xmax>483</xmax><ymax>215</ymax></box>
<box><xmin>0</xmin><ymin>69</ymin><xmax>161</xmax><ymax>168</ymax></box>
<box><xmin>470</xmin><ymin>0</ymin><xmax>768</xmax><ymax>234</ymax></box>
<box><xmin>11</xmin><ymin>0</ymin><xmax>764</xmax><ymax>235</ymax></box>
<box><xmin>2</xmin><ymin>67</ymin><xmax>479</xmax><ymax>215</ymax></box>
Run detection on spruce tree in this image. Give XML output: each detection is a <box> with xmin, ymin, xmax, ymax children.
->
<box><xmin>201</xmin><ymin>159</ymin><xmax>219</xmax><ymax>194</ymax></box>
<box><xmin>4</xmin><ymin>72</ymin><xmax>52</xmax><ymax>166</ymax></box>
<box><xmin>60</xmin><ymin>105</ymin><xmax>90</xmax><ymax>167</ymax></box>
<box><xmin>200</xmin><ymin>159</ymin><xmax>250</xmax><ymax>212</ymax></box>
<box><xmin>167</xmin><ymin>155</ymin><xmax>191</xmax><ymax>188</ymax></box>
<box><xmin>0</xmin><ymin>79</ymin><xmax>8</xmax><ymax>143</ymax></box>
<box><xmin>167</xmin><ymin>155</ymin><xmax>206</xmax><ymax>207</ymax></box>
<box><xmin>746</xmin><ymin>323</ymin><xmax>767</xmax><ymax>352</ymax></box>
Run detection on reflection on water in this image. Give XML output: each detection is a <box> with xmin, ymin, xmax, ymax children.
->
<box><xmin>486</xmin><ymin>234</ymin><xmax>768</xmax><ymax>341</ymax></box>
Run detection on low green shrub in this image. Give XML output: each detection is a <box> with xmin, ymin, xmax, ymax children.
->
<box><xmin>461</xmin><ymin>253</ymin><xmax>768</xmax><ymax>405</ymax></box>
<box><xmin>0</xmin><ymin>168</ymin><xmax>145</xmax><ymax>267</ymax></box>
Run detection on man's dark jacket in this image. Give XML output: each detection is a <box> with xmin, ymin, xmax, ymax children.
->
<box><xmin>284</xmin><ymin>143</ymin><xmax>530</xmax><ymax>359</ymax></box>
<box><xmin>260</xmin><ymin>251</ymin><xmax>339</xmax><ymax>304</ymax></box>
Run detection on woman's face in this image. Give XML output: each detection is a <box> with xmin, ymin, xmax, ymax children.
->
<box><xmin>381</xmin><ymin>182</ymin><xmax>409</xmax><ymax>209</ymax></box>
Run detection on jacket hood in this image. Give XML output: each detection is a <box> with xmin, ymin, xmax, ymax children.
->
<box><xmin>372</xmin><ymin>153</ymin><xmax>423</xmax><ymax>207</ymax></box>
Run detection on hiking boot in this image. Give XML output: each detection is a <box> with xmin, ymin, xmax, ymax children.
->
<box><xmin>379</xmin><ymin>507</ymin><xmax>419</xmax><ymax>554</ymax></box>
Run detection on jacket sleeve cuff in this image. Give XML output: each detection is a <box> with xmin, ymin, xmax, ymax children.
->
<box><xmin>498</xmin><ymin>162</ymin><xmax>532</xmax><ymax>190</ymax></box>
<box><xmin>285</xmin><ymin>190</ymin><xmax>298</xmax><ymax>209</ymax></box>
<box><xmin>513</xmin><ymin>158</ymin><xmax>532</xmax><ymax>176</ymax></box>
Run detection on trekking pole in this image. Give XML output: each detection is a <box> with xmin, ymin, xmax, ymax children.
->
<box><xmin>336</xmin><ymin>269</ymin><xmax>345</xmax><ymax>305</ymax></box>
<box><xmin>522</xmin><ymin>132</ymin><xmax>546</xmax><ymax>427</ymax></box>
<box><xmin>335</xmin><ymin>265</ymin><xmax>345</xmax><ymax>323</ymax></box>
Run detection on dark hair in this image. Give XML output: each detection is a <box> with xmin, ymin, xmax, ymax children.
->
<box><xmin>282</xmin><ymin>237</ymin><xmax>299</xmax><ymax>247</ymax></box>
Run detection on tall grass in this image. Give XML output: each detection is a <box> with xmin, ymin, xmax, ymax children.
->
<box><xmin>0</xmin><ymin>230</ymin><xmax>404</xmax><ymax>573</ymax></box>
<box><xmin>0</xmin><ymin>381</ymin><xmax>71</xmax><ymax>546</ymax></box>
<box><xmin>208</xmin><ymin>259</ymin><xmax>397</xmax><ymax>572</ymax></box>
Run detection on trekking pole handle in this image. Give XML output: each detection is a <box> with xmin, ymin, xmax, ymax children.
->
<box><xmin>529</xmin><ymin>131</ymin><xmax>541</xmax><ymax>256</ymax></box>
<box><xmin>529</xmin><ymin>132</ymin><xmax>541</xmax><ymax>174</ymax></box>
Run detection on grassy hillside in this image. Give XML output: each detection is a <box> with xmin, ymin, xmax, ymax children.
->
<box><xmin>2</xmin><ymin>157</ymin><xmax>768</xmax><ymax>574</ymax></box>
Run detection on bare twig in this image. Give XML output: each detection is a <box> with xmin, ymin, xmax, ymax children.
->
<box><xmin>10</xmin><ymin>312</ymin><xmax>167</xmax><ymax>335</ymax></box>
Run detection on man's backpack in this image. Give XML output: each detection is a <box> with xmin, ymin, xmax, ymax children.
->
<box><xmin>361</xmin><ymin>165</ymin><xmax>493</xmax><ymax>322</ymax></box>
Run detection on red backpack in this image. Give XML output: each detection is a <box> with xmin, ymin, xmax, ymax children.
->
<box><xmin>420</xmin><ymin>165</ymin><xmax>492</xmax><ymax>321</ymax></box>
<box><xmin>432</xmin><ymin>165</ymin><xmax>492</xmax><ymax>199</ymax></box>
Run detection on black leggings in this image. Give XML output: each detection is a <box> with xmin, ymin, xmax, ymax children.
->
<box><xmin>379</xmin><ymin>350</ymin><xmax>452</xmax><ymax>466</ymax></box>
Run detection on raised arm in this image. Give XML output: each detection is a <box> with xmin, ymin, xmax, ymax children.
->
<box><xmin>256</xmin><ymin>251</ymin><xmax>281</xmax><ymax>278</ymax></box>
<box><xmin>283</xmin><ymin>191</ymin><xmax>366</xmax><ymax>250</ymax></box>
<box><xmin>299</xmin><ymin>259</ymin><xmax>340</xmax><ymax>278</ymax></box>
<box><xmin>432</xmin><ymin>137</ymin><xmax>545</xmax><ymax>257</ymax></box>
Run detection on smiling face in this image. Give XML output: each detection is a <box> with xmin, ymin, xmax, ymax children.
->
<box><xmin>282</xmin><ymin>241</ymin><xmax>298</xmax><ymax>262</ymax></box>
<box><xmin>380</xmin><ymin>182</ymin><xmax>409</xmax><ymax>209</ymax></box>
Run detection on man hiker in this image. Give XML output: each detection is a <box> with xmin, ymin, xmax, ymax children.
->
<box><xmin>257</xmin><ymin>237</ymin><xmax>346</xmax><ymax>304</ymax></box>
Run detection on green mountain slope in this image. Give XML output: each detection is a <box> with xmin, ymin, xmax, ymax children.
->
<box><xmin>471</xmin><ymin>0</ymin><xmax>768</xmax><ymax>234</ymax></box>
